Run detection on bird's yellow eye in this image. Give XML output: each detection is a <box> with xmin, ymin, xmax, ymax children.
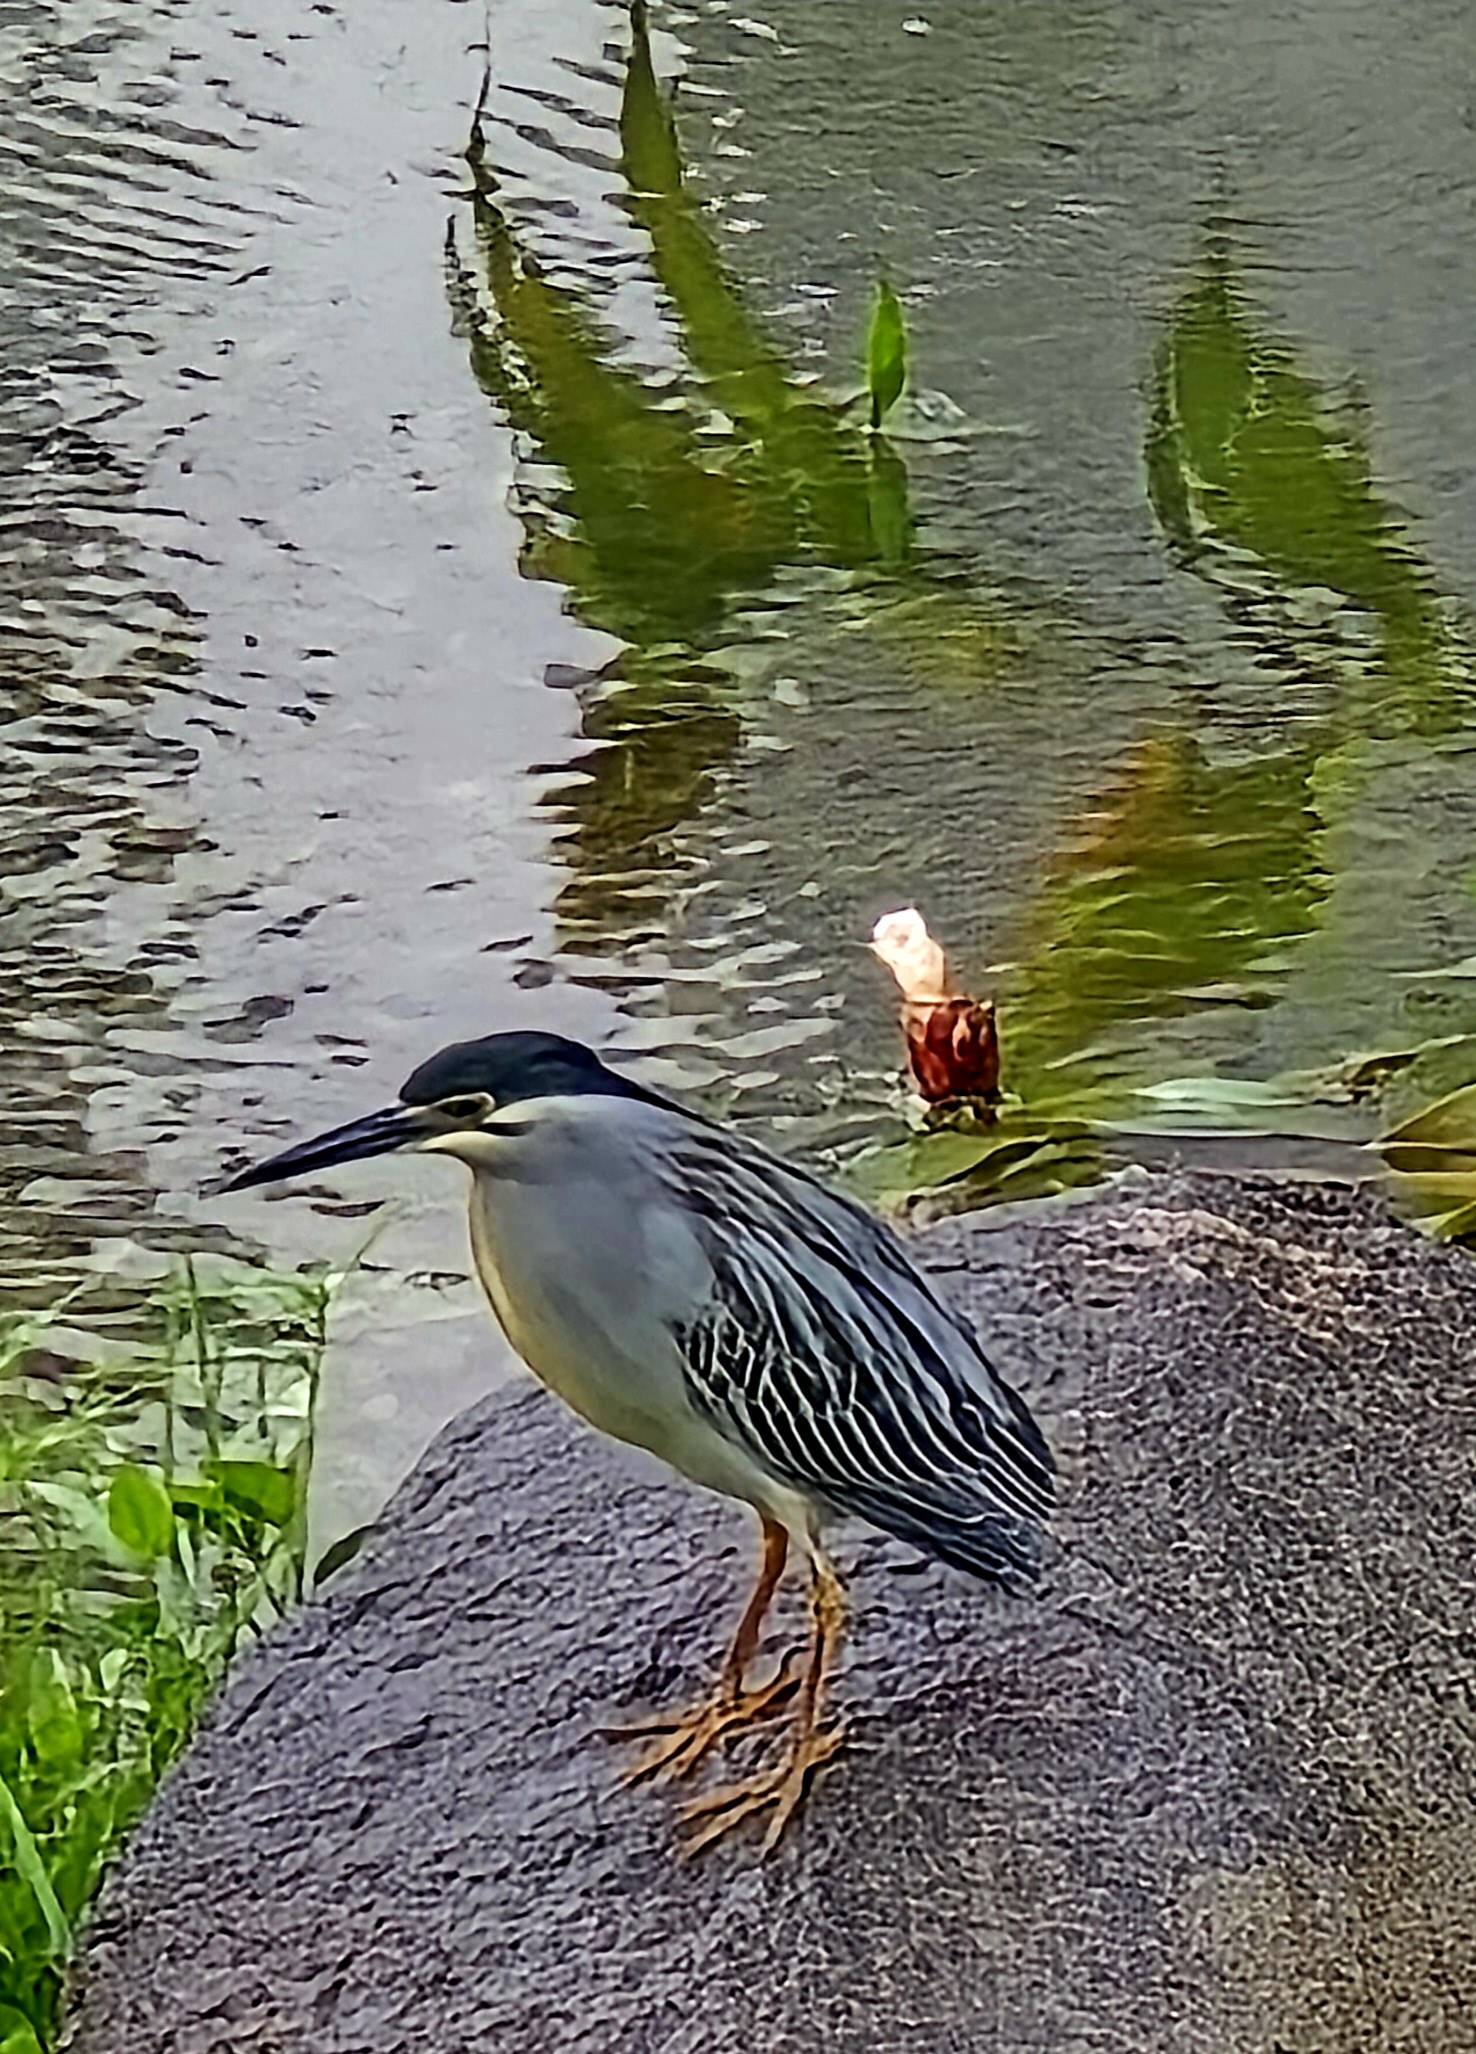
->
<box><xmin>437</xmin><ymin>1094</ymin><xmax>493</xmax><ymax>1123</ymax></box>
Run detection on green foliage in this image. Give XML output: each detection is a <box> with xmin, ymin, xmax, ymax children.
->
<box><xmin>867</xmin><ymin>280</ymin><xmax>908</xmax><ymax>429</ymax></box>
<box><xmin>0</xmin><ymin>2009</ymin><xmax>44</xmax><ymax>2054</ymax></box>
<box><xmin>106</xmin><ymin>1466</ymin><xmax>175</xmax><ymax>1561</ymax></box>
<box><xmin>0</xmin><ymin>1263</ymin><xmax>334</xmax><ymax>2047</ymax></box>
<box><xmin>1382</xmin><ymin>1079</ymin><xmax>1476</xmax><ymax>1151</ymax></box>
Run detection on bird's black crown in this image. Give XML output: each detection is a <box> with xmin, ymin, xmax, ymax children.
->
<box><xmin>400</xmin><ymin>1031</ymin><xmax>666</xmax><ymax>1111</ymax></box>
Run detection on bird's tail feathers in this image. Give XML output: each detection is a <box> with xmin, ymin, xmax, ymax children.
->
<box><xmin>852</xmin><ymin>1485</ymin><xmax>1046</xmax><ymax>1588</ymax></box>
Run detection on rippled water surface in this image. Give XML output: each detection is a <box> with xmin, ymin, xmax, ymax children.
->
<box><xmin>7</xmin><ymin>0</ymin><xmax>1476</xmax><ymax>1538</ymax></box>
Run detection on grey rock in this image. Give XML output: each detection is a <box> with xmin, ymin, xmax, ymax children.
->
<box><xmin>67</xmin><ymin>1173</ymin><xmax>1476</xmax><ymax>2053</ymax></box>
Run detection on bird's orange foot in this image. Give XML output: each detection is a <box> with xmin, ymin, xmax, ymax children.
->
<box><xmin>678</xmin><ymin>1718</ymin><xmax>847</xmax><ymax>1856</ymax></box>
<box><xmin>606</xmin><ymin>1653</ymin><xmax>802</xmax><ymax>1787</ymax></box>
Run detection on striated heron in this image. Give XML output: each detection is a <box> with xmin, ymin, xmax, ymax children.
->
<box><xmin>223</xmin><ymin>1030</ymin><xmax>1054</xmax><ymax>1852</ymax></box>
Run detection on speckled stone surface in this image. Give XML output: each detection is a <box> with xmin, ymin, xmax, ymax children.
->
<box><xmin>67</xmin><ymin>1174</ymin><xmax>1476</xmax><ymax>2053</ymax></box>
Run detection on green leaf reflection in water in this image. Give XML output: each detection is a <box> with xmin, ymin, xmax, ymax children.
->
<box><xmin>854</xmin><ymin>234</ymin><xmax>1476</xmax><ymax>1211</ymax></box>
<box><xmin>1146</xmin><ymin>237</ymin><xmax>1455</xmax><ymax>727</ymax></box>
<box><xmin>453</xmin><ymin>11</ymin><xmax>1476</xmax><ymax>1223</ymax></box>
<box><xmin>448</xmin><ymin>1</ymin><xmax>920</xmax><ymax>937</ymax></box>
<box><xmin>1002</xmin><ymin>731</ymin><xmax>1328</xmax><ymax>1113</ymax></box>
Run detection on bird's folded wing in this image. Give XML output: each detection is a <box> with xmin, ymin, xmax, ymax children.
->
<box><xmin>667</xmin><ymin>1138</ymin><xmax>1054</xmax><ymax>1581</ymax></box>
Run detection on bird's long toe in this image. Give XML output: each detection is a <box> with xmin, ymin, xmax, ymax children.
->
<box><xmin>678</xmin><ymin>1718</ymin><xmax>847</xmax><ymax>1855</ymax></box>
<box><xmin>607</xmin><ymin>1652</ymin><xmax>803</xmax><ymax>1787</ymax></box>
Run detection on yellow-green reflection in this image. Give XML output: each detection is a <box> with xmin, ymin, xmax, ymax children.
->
<box><xmin>1378</xmin><ymin>1079</ymin><xmax>1476</xmax><ymax>1240</ymax></box>
<box><xmin>545</xmin><ymin>673</ymin><xmax>742</xmax><ymax>946</ymax></box>
<box><xmin>1026</xmin><ymin>232</ymin><xmax>1468</xmax><ymax>1092</ymax></box>
<box><xmin>1147</xmin><ymin>237</ymin><xmax>1450</xmax><ymax>722</ymax></box>
<box><xmin>618</xmin><ymin>7</ymin><xmax>908</xmax><ymax>576</ymax></box>
<box><xmin>448</xmin><ymin>1</ymin><xmax>915</xmax><ymax>929</ymax></box>
<box><xmin>1001</xmin><ymin>731</ymin><xmax>1327</xmax><ymax>1111</ymax></box>
<box><xmin>454</xmin><ymin>12</ymin><xmax>1476</xmax><ymax>1221</ymax></box>
<box><xmin>859</xmin><ymin>234</ymin><xmax>1474</xmax><ymax>1209</ymax></box>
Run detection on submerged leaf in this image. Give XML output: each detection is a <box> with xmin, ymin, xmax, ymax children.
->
<box><xmin>107</xmin><ymin>1464</ymin><xmax>175</xmax><ymax>1560</ymax></box>
<box><xmin>1135</xmin><ymin>1075</ymin><xmax>1296</xmax><ymax>1109</ymax></box>
<box><xmin>867</xmin><ymin>280</ymin><xmax>907</xmax><ymax>429</ymax></box>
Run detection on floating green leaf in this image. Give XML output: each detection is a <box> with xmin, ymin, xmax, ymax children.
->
<box><xmin>1135</xmin><ymin>1075</ymin><xmax>1297</xmax><ymax>1110</ymax></box>
<box><xmin>867</xmin><ymin>279</ymin><xmax>908</xmax><ymax>429</ymax></box>
<box><xmin>843</xmin><ymin>1113</ymin><xmax>1100</xmax><ymax>1213</ymax></box>
<box><xmin>106</xmin><ymin>1463</ymin><xmax>175</xmax><ymax>1560</ymax></box>
<box><xmin>1382</xmin><ymin>1168</ymin><xmax>1476</xmax><ymax>1211</ymax></box>
<box><xmin>1429</xmin><ymin>1197</ymin><xmax>1476</xmax><ymax>1242</ymax></box>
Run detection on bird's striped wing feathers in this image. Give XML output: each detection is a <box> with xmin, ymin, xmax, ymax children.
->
<box><xmin>667</xmin><ymin>1132</ymin><xmax>1054</xmax><ymax>1583</ymax></box>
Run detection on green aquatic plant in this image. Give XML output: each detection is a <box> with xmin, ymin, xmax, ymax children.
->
<box><xmin>0</xmin><ymin>1262</ymin><xmax>335</xmax><ymax>2049</ymax></box>
<box><xmin>867</xmin><ymin>280</ymin><xmax>908</xmax><ymax>430</ymax></box>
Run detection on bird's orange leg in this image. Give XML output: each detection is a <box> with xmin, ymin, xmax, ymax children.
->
<box><xmin>609</xmin><ymin>1516</ymin><xmax>800</xmax><ymax>1786</ymax></box>
<box><xmin>679</xmin><ymin>1548</ymin><xmax>847</xmax><ymax>1855</ymax></box>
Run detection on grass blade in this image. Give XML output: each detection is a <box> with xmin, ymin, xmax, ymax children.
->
<box><xmin>0</xmin><ymin>1776</ymin><xmax>70</xmax><ymax>1959</ymax></box>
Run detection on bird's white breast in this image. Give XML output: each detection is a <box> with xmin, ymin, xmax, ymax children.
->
<box><xmin>459</xmin><ymin>1117</ymin><xmax>806</xmax><ymax>1526</ymax></box>
<box><xmin>462</xmin><ymin>1147</ymin><xmax>692</xmax><ymax>1460</ymax></box>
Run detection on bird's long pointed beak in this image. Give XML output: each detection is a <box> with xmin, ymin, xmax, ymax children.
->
<box><xmin>216</xmin><ymin>1103</ymin><xmax>427</xmax><ymax>1193</ymax></box>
